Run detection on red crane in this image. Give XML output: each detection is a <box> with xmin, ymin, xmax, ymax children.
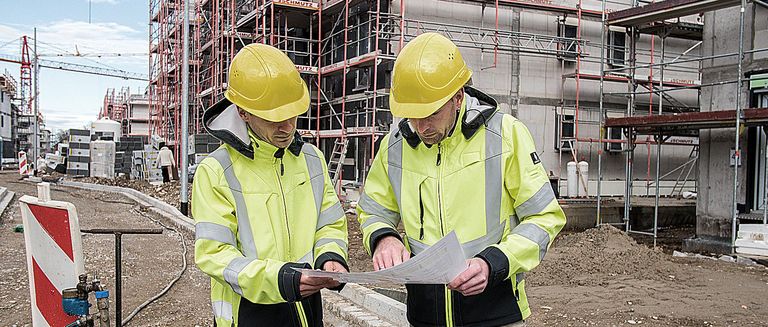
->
<box><xmin>19</xmin><ymin>36</ymin><xmax>32</xmax><ymax>114</ymax></box>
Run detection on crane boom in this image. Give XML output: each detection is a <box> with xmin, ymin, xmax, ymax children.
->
<box><xmin>0</xmin><ymin>53</ymin><xmax>148</xmax><ymax>81</ymax></box>
<box><xmin>39</xmin><ymin>52</ymin><xmax>148</xmax><ymax>58</ymax></box>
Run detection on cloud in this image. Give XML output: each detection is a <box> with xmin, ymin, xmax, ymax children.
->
<box><xmin>0</xmin><ymin>20</ymin><xmax>147</xmax><ymax>68</ymax></box>
<box><xmin>43</xmin><ymin>109</ymin><xmax>98</xmax><ymax>131</ymax></box>
<box><xmin>0</xmin><ymin>19</ymin><xmax>148</xmax><ymax>132</ymax></box>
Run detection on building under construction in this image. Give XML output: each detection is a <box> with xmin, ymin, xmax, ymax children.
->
<box><xmin>147</xmin><ymin>0</ymin><xmax>708</xmax><ymax>194</ymax></box>
<box><xmin>100</xmin><ymin>87</ymin><xmax>152</xmax><ymax>137</ymax></box>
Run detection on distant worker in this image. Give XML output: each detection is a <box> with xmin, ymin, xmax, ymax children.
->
<box><xmin>157</xmin><ymin>143</ymin><xmax>175</xmax><ymax>183</ymax></box>
<box><xmin>192</xmin><ymin>44</ymin><xmax>349</xmax><ymax>326</ymax></box>
<box><xmin>35</xmin><ymin>155</ymin><xmax>46</xmax><ymax>176</ymax></box>
<box><xmin>358</xmin><ymin>33</ymin><xmax>567</xmax><ymax>327</ymax></box>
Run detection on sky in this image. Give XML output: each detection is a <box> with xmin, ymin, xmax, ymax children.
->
<box><xmin>0</xmin><ymin>0</ymin><xmax>149</xmax><ymax>134</ymax></box>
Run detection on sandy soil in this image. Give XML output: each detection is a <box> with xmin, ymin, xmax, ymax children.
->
<box><xmin>13</xmin><ymin>173</ymin><xmax>768</xmax><ymax>327</ymax></box>
<box><xmin>0</xmin><ymin>173</ymin><xmax>212</xmax><ymax>326</ymax></box>
<box><xmin>525</xmin><ymin>225</ymin><xmax>768</xmax><ymax>326</ymax></box>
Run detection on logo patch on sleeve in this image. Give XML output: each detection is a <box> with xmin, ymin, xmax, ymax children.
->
<box><xmin>530</xmin><ymin>152</ymin><xmax>541</xmax><ymax>165</ymax></box>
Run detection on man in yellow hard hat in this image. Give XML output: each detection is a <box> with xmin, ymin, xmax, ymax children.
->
<box><xmin>192</xmin><ymin>43</ymin><xmax>349</xmax><ymax>326</ymax></box>
<box><xmin>358</xmin><ymin>33</ymin><xmax>566</xmax><ymax>326</ymax></box>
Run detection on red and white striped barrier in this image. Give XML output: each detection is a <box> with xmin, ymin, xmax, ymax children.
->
<box><xmin>19</xmin><ymin>151</ymin><xmax>31</xmax><ymax>176</ymax></box>
<box><xmin>20</xmin><ymin>183</ymin><xmax>85</xmax><ymax>326</ymax></box>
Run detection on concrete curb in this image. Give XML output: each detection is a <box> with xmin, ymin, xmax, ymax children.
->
<box><xmin>58</xmin><ymin>180</ymin><xmax>195</xmax><ymax>234</ymax></box>
<box><xmin>322</xmin><ymin>289</ymin><xmax>398</xmax><ymax>327</ymax></box>
<box><xmin>48</xmin><ymin>179</ymin><xmax>407</xmax><ymax>326</ymax></box>
<box><xmin>335</xmin><ymin>284</ymin><xmax>408</xmax><ymax>326</ymax></box>
<box><xmin>0</xmin><ymin>187</ymin><xmax>16</xmax><ymax>217</ymax></box>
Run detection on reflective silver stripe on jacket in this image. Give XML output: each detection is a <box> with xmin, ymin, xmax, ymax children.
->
<box><xmin>298</xmin><ymin>250</ymin><xmax>314</xmax><ymax>265</ymax></box>
<box><xmin>317</xmin><ymin>202</ymin><xmax>344</xmax><ymax>231</ymax></box>
<box><xmin>515</xmin><ymin>183</ymin><xmax>557</xmax><ymax>219</ymax></box>
<box><xmin>195</xmin><ymin>221</ymin><xmax>237</xmax><ymax>247</ymax></box>
<box><xmin>386</xmin><ymin>131</ymin><xmax>404</xmax><ymax>210</ymax></box>
<box><xmin>359</xmin><ymin>192</ymin><xmax>400</xmax><ymax>229</ymax></box>
<box><xmin>485</xmin><ymin>111</ymin><xmax>505</xmax><ymax>236</ymax></box>
<box><xmin>209</xmin><ymin>148</ymin><xmax>258</xmax><ymax>258</ymax></box>
<box><xmin>511</xmin><ymin>223</ymin><xmax>551</xmax><ymax>261</ymax></box>
<box><xmin>211</xmin><ymin>300</ymin><xmax>233</xmax><ymax>321</ymax></box>
<box><xmin>315</xmin><ymin>238</ymin><xmax>348</xmax><ymax>254</ymax></box>
<box><xmin>302</xmin><ymin>145</ymin><xmax>325</xmax><ymax>216</ymax></box>
<box><xmin>222</xmin><ymin>256</ymin><xmax>256</xmax><ymax>296</ymax></box>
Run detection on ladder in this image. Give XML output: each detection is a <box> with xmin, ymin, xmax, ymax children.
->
<box><xmin>328</xmin><ymin>138</ymin><xmax>349</xmax><ymax>187</ymax></box>
<box><xmin>670</xmin><ymin>145</ymin><xmax>699</xmax><ymax>197</ymax></box>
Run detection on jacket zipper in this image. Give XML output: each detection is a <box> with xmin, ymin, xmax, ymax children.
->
<box><xmin>419</xmin><ymin>184</ymin><xmax>425</xmax><ymax>240</ymax></box>
<box><xmin>275</xmin><ymin>156</ymin><xmax>291</xmax><ymax>258</ymax></box>
<box><xmin>295</xmin><ymin>302</ymin><xmax>309</xmax><ymax>327</ymax></box>
<box><xmin>436</xmin><ymin>143</ymin><xmax>445</xmax><ymax>236</ymax></box>
<box><xmin>437</xmin><ymin>142</ymin><xmax>451</xmax><ymax>325</ymax></box>
<box><xmin>444</xmin><ymin>287</ymin><xmax>454</xmax><ymax>327</ymax></box>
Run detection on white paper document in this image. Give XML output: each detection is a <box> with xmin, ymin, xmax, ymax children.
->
<box><xmin>296</xmin><ymin>231</ymin><xmax>467</xmax><ymax>285</ymax></box>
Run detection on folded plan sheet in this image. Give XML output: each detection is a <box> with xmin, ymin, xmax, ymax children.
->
<box><xmin>296</xmin><ymin>231</ymin><xmax>467</xmax><ymax>285</ymax></box>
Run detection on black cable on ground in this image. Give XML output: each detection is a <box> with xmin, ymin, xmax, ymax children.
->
<box><xmin>121</xmin><ymin>207</ymin><xmax>188</xmax><ymax>326</ymax></box>
<box><xmin>13</xmin><ymin>177</ymin><xmax>189</xmax><ymax>324</ymax></box>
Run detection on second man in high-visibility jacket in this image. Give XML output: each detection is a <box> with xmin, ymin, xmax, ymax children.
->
<box><xmin>192</xmin><ymin>44</ymin><xmax>349</xmax><ymax>326</ymax></box>
<box><xmin>358</xmin><ymin>33</ymin><xmax>567</xmax><ymax>326</ymax></box>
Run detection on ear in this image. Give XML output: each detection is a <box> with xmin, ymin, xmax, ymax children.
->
<box><xmin>237</xmin><ymin>107</ymin><xmax>248</xmax><ymax>120</ymax></box>
<box><xmin>453</xmin><ymin>89</ymin><xmax>464</xmax><ymax>108</ymax></box>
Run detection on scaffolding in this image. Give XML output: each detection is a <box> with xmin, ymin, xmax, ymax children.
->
<box><xmin>150</xmin><ymin>0</ymin><xmax>607</xmax><ymax>187</ymax></box>
<box><xmin>149</xmin><ymin>0</ymin><xmax>199</xmax><ymax>160</ymax></box>
<box><xmin>597</xmin><ymin>0</ymin><xmax>768</xmax><ymax>250</ymax></box>
<box><xmin>148</xmin><ymin>0</ymin><xmax>766</xmax><ymax>235</ymax></box>
<box><xmin>100</xmin><ymin>87</ymin><xmax>130</xmax><ymax>122</ymax></box>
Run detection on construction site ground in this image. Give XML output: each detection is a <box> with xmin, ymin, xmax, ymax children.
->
<box><xmin>2</xmin><ymin>172</ymin><xmax>768</xmax><ymax>326</ymax></box>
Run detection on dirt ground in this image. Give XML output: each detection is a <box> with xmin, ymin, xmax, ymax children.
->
<box><xmin>0</xmin><ymin>172</ymin><xmax>212</xmax><ymax>326</ymax></box>
<box><xmin>8</xmin><ymin>173</ymin><xmax>768</xmax><ymax>326</ymax></box>
<box><xmin>346</xmin><ymin>208</ymin><xmax>768</xmax><ymax>326</ymax></box>
<box><xmin>525</xmin><ymin>225</ymin><xmax>768</xmax><ymax>326</ymax></box>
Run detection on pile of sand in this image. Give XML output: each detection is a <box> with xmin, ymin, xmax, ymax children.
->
<box><xmin>528</xmin><ymin>225</ymin><xmax>674</xmax><ymax>286</ymax></box>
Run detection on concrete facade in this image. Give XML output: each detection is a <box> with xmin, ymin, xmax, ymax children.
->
<box><xmin>392</xmin><ymin>0</ymin><xmax>702</xmax><ymax>197</ymax></box>
<box><xmin>0</xmin><ymin>73</ymin><xmax>16</xmax><ymax>161</ymax></box>
<box><xmin>126</xmin><ymin>94</ymin><xmax>150</xmax><ymax>136</ymax></box>
<box><xmin>693</xmin><ymin>3</ymin><xmax>768</xmax><ymax>251</ymax></box>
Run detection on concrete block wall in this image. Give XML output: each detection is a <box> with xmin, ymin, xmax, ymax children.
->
<box><xmin>695</xmin><ymin>3</ymin><xmax>768</xmax><ymax>243</ymax></box>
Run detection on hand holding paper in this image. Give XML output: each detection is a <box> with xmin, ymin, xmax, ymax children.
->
<box><xmin>297</xmin><ymin>232</ymin><xmax>467</xmax><ymax>285</ymax></box>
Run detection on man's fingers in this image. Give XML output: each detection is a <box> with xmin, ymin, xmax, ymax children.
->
<box><xmin>393</xmin><ymin>252</ymin><xmax>403</xmax><ymax>266</ymax></box>
<box><xmin>461</xmin><ymin>284</ymin><xmax>486</xmax><ymax>296</ymax></box>
<box><xmin>303</xmin><ymin>276</ymin><xmax>333</xmax><ymax>287</ymax></box>
<box><xmin>457</xmin><ymin>274</ymin><xmax>486</xmax><ymax>293</ymax></box>
<box><xmin>401</xmin><ymin>248</ymin><xmax>411</xmax><ymax>261</ymax></box>
<box><xmin>383</xmin><ymin>252</ymin><xmax>395</xmax><ymax>269</ymax></box>
<box><xmin>449</xmin><ymin>263</ymin><xmax>483</xmax><ymax>289</ymax></box>
<box><xmin>448</xmin><ymin>271</ymin><xmax>470</xmax><ymax>289</ymax></box>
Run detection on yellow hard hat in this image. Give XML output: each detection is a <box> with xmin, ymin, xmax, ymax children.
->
<box><xmin>222</xmin><ymin>43</ymin><xmax>309</xmax><ymax>122</ymax></box>
<box><xmin>389</xmin><ymin>33</ymin><xmax>472</xmax><ymax>118</ymax></box>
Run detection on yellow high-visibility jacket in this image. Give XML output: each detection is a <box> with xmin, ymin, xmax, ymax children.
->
<box><xmin>192</xmin><ymin>103</ymin><xmax>348</xmax><ymax>327</ymax></box>
<box><xmin>358</xmin><ymin>86</ymin><xmax>566</xmax><ymax>327</ymax></box>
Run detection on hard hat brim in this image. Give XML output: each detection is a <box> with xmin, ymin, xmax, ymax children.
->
<box><xmin>220</xmin><ymin>79</ymin><xmax>311</xmax><ymax>122</ymax></box>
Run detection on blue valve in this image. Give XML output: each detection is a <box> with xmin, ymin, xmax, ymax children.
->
<box><xmin>95</xmin><ymin>290</ymin><xmax>109</xmax><ymax>299</ymax></box>
<box><xmin>62</xmin><ymin>297</ymin><xmax>90</xmax><ymax>316</ymax></box>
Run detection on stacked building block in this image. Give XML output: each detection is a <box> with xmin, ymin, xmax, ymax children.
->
<box><xmin>131</xmin><ymin>149</ymin><xmax>162</xmax><ymax>182</ymax></box>
<box><xmin>90</xmin><ymin>140</ymin><xmax>116</xmax><ymax>178</ymax></box>
<box><xmin>189</xmin><ymin>133</ymin><xmax>220</xmax><ymax>165</ymax></box>
<box><xmin>66</xmin><ymin>129</ymin><xmax>91</xmax><ymax>176</ymax></box>
<box><xmin>116</xmin><ymin>135</ymin><xmax>147</xmax><ymax>176</ymax></box>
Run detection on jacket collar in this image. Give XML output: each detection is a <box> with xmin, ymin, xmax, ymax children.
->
<box><xmin>203</xmin><ymin>98</ymin><xmax>304</xmax><ymax>159</ymax></box>
<box><xmin>398</xmin><ymin>86</ymin><xmax>498</xmax><ymax>148</ymax></box>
